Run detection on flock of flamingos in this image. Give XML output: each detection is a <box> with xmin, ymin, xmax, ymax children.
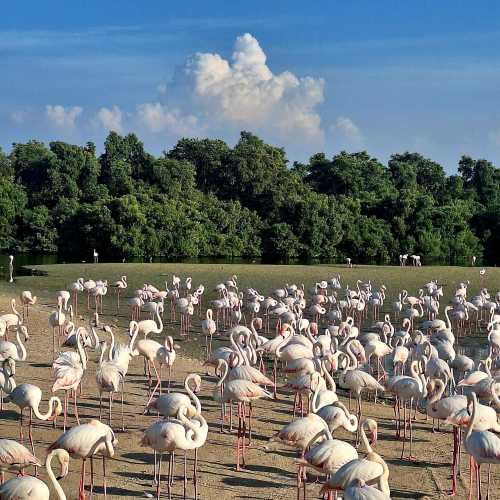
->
<box><xmin>0</xmin><ymin>270</ymin><xmax>499</xmax><ymax>500</ymax></box>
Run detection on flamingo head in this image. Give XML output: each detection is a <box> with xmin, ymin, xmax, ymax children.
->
<box><xmin>19</xmin><ymin>325</ymin><xmax>29</xmax><ymax>342</ymax></box>
<box><xmin>364</xmin><ymin>418</ymin><xmax>378</xmax><ymax>445</ymax></box>
<box><xmin>49</xmin><ymin>398</ymin><xmax>63</xmax><ymax>420</ymax></box>
<box><xmin>310</xmin><ymin>322</ymin><xmax>318</xmax><ymax>336</ymax></box>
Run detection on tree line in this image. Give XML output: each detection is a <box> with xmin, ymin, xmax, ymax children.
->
<box><xmin>1</xmin><ymin>131</ymin><xmax>499</xmax><ymax>265</ymax></box>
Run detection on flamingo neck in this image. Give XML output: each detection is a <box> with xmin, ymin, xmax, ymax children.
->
<box><xmin>76</xmin><ymin>331</ymin><xmax>87</xmax><ymax>370</ymax></box>
<box><xmin>46</xmin><ymin>450</ymin><xmax>67</xmax><ymax>500</ymax></box>
<box><xmin>33</xmin><ymin>396</ymin><xmax>58</xmax><ymax>421</ymax></box>
<box><xmin>185</xmin><ymin>376</ymin><xmax>202</xmax><ymax>415</ymax></box>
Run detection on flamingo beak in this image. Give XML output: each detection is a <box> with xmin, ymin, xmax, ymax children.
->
<box><xmin>57</xmin><ymin>461</ymin><xmax>69</xmax><ymax>480</ymax></box>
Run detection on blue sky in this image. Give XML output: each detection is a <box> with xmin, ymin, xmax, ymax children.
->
<box><xmin>2</xmin><ymin>1</ymin><xmax>500</xmax><ymax>171</ymax></box>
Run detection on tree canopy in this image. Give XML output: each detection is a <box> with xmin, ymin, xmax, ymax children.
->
<box><xmin>0</xmin><ymin>132</ymin><xmax>497</xmax><ymax>264</ymax></box>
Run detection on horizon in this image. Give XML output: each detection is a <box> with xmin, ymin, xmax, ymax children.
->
<box><xmin>2</xmin><ymin>1</ymin><xmax>500</xmax><ymax>172</ymax></box>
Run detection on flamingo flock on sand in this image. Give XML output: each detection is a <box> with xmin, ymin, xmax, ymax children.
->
<box><xmin>0</xmin><ymin>268</ymin><xmax>498</xmax><ymax>500</ymax></box>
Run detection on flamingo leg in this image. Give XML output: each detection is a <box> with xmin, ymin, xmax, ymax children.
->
<box><xmin>183</xmin><ymin>451</ymin><xmax>187</xmax><ymax>500</ymax></box>
<box><xmin>121</xmin><ymin>379</ymin><xmax>125</xmax><ymax>432</ymax></box>
<box><xmin>19</xmin><ymin>408</ymin><xmax>24</xmax><ymax>442</ymax></box>
<box><xmin>103</xmin><ymin>456</ymin><xmax>107</xmax><ymax>499</ymax></box>
<box><xmin>90</xmin><ymin>457</ymin><xmax>94</xmax><ymax>499</ymax></box>
<box><xmin>194</xmin><ymin>448</ymin><xmax>199</xmax><ymax>500</ymax></box>
<box><xmin>74</xmin><ymin>387</ymin><xmax>80</xmax><ymax>424</ymax></box>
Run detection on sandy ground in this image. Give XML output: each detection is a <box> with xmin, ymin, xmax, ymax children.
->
<box><xmin>0</xmin><ymin>295</ymin><xmax>498</xmax><ymax>500</ymax></box>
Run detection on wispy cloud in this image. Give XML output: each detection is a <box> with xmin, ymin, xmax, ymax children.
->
<box><xmin>10</xmin><ymin>110</ymin><xmax>30</xmax><ymax>124</ymax></box>
<box><xmin>488</xmin><ymin>129</ymin><xmax>500</xmax><ymax>146</ymax></box>
<box><xmin>332</xmin><ymin>116</ymin><xmax>363</xmax><ymax>146</ymax></box>
<box><xmin>96</xmin><ymin>106</ymin><xmax>123</xmax><ymax>133</ymax></box>
<box><xmin>46</xmin><ymin>105</ymin><xmax>82</xmax><ymax>129</ymax></box>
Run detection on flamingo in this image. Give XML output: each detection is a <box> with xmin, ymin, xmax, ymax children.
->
<box><xmin>8</xmin><ymin>255</ymin><xmax>13</xmax><ymax>283</ymax></box>
<box><xmin>48</xmin><ymin>419</ymin><xmax>117</xmax><ymax>500</ymax></box>
<box><xmin>213</xmin><ymin>359</ymin><xmax>271</xmax><ymax>470</ymax></box>
<box><xmin>83</xmin><ymin>279</ymin><xmax>96</xmax><ymax>309</ymax></box>
<box><xmin>113</xmin><ymin>275</ymin><xmax>127</xmax><ymax>309</ymax></box>
<box><xmin>0</xmin><ymin>325</ymin><xmax>29</xmax><ymax>362</ymax></box>
<box><xmin>343</xmin><ymin>478</ymin><xmax>390</xmax><ymax>499</ymax></box>
<box><xmin>96</xmin><ymin>341</ymin><xmax>125</xmax><ymax>430</ymax></box>
<box><xmin>321</xmin><ymin>419</ymin><xmax>390</xmax><ymax>497</ymax></box>
<box><xmin>130</xmin><ymin>304</ymin><xmax>163</xmax><ymax>338</ymax></box>
<box><xmin>1</xmin><ymin>376</ymin><xmax>62</xmax><ymax>458</ymax></box>
<box><xmin>390</xmin><ymin>359</ymin><xmax>427</xmax><ymax>460</ymax></box>
<box><xmin>19</xmin><ymin>291</ymin><xmax>36</xmax><ymax>320</ymax></box>
<box><xmin>146</xmin><ymin>373</ymin><xmax>201</xmax><ymax>417</ymax></box>
<box><xmin>464</xmin><ymin>392</ymin><xmax>500</xmax><ymax>500</ymax></box>
<box><xmin>0</xmin><ymin>299</ymin><xmax>22</xmax><ymax>338</ymax></box>
<box><xmin>70</xmin><ymin>277</ymin><xmax>84</xmax><ymax>315</ymax></box>
<box><xmin>296</xmin><ymin>426</ymin><xmax>358</xmax><ymax>499</ymax></box>
<box><xmin>338</xmin><ymin>340</ymin><xmax>384</xmax><ymax>443</ymax></box>
<box><xmin>48</xmin><ymin>297</ymin><xmax>66</xmax><ymax>354</ymax></box>
<box><xmin>52</xmin><ymin>328</ymin><xmax>87</xmax><ymax>430</ymax></box>
<box><xmin>141</xmin><ymin>406</ymin><xmax>208</xmax><ymax>500</ymax></box>
<box><xmin>0</xmin><ymin>448</ymin><xmax>69</xmax><ymax>500</ymax></box>
<box><xmin>201</xmin><ymin>309</ymin><xmax>216</xmax><ymax>360</ymax></box>
<box><xmin>132</xmin><ymin>330</ymin><xmax>176</xmax><ymax>407</ymax></box>
<box><xmin>427</xmin><ymin>378</ymin><xmax>499</xmax><ymax>495</ymax></box>
<box><xmin>0</xmin><ymin>439</ymin><xmax>39</xmax><ymax>483</ymax></box>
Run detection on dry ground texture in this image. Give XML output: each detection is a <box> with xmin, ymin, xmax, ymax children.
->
<box><xmin>0</xmin><ymin>263</ymin><xmax>498</xmax><ymax>499</ymax></box>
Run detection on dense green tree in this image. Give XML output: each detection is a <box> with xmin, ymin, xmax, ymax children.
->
<box><xmin>2</xmin><ymin>131</ymin><xmax>500</xmax><ymax>264</ymax></box>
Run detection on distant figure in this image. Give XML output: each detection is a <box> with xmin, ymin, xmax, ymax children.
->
<box><xmin>479</xmin><ymin>268</ymin><xmax>486</xmax><ymax>276</ymax></box>
<box><xmin>8</xmin><ymin>255</ymin><xmax>13</xmax><ymax>283</ymax></box>
<box><xmin>399</xmin><ymin>254</ymin><xmax>408</xmax><ymax>266</ymax></box>
<box><xmin>346</xmin><ymin>257</ymin><xmax>353</xmax><ymax>268</ymax></box>
<box><xmin>471</xmin><ymin>255</ymin><xmax>477</xmax><ymax>266</ymax></box>
<box><xmin>410</xmin><ymin>254</ymin><xmax>421</xmax><ymax>267</ymax></box>
<box><xmin>93</xmin><ymin>249</ymin><xmax>99</xmax><ymax>264</ymax></box>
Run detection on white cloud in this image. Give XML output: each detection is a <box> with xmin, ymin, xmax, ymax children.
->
<box><xmin>136</xmin><ymin>102</ymin><xmax>199</xmax><ymax>136</ymax></box>
<box><xmin>46</xmin><ymin>105</ymin><xmax>82</xmax><ymax>129</ymax></box>
<box><xmin>333</xmin><ymin>116</ymin><xmax>363</xmax><ymax>145</ymax></box>
<box><xmin>161</xmin><ymin>33</ymin><xmax>325</xmax><ymax>144</ymax></box>
<box><xmin>96</xmin><ymin>105</ymin><xmax>123</xmax><ymax>133</ymax></box>
<box><xmin>10</xmin><ymin>110</ymin><xmax>29</xmax><ymax>124</ymax></box>
<box><xmin>488</xmin><ymin>129</ymin><xmax>500</xmax><ymax>146</ymax></box>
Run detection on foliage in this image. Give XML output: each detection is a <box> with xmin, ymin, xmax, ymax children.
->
<box><xmin>3</xmin><ymin>131</ymin><xmax>500</xmax><ymax>264</ymax></box>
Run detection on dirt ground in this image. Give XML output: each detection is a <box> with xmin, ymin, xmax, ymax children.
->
<box><xmin>0</xmin><ymin>294</ymin><xmax>498</xmax><ymax>500</ymax></box>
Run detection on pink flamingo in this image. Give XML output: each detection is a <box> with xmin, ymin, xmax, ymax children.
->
<box><xmin>0</xmin><ymin>448</ymin><xmax>69</xmax><ymax>500</ymax></box>
<box><xmin>213</xmin><ymin>360</ymin><xmax>271</xmax><ymax>470</ymax></box>
<box><xmin>463</xmin><ymin>392</ymin><xmax>500</xmax><ymax>499</ymax></box>
<box><xmin>132</xmin><ymin>329</ymin><xmax>176</xmax><ymax>407</ymax></box>
<box><xmin>201</xmin><ymin>308</ymin><xmax>216</xmax><ymax>359</ymax></box>
<box><xmin>141</xmin><ymin>406</ymin><xmax>208</xmax><ymax>500</ymax></box>
<box><xmin>112</xmin><ymin>275</ymin><xmax>127</xmax><ymax>310</ymax></box>
<box><xmin>52</xmin><ymin>328</ymin><xmax>87</xmax><ymax>430</ymax></box>
<box><xmin>48</xmin><ymin>419</ymin><xmax>117</xmax><ymax>500</ymax></box>
<box><xmin>19</xmin><ymin>291</ymin><xmax>37</xmax><ymax>321</ymax></box>
<box><xmin>0</xmin><ymin>439</ymin><xmax>39</xmax><ymax>483</ymax></box>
